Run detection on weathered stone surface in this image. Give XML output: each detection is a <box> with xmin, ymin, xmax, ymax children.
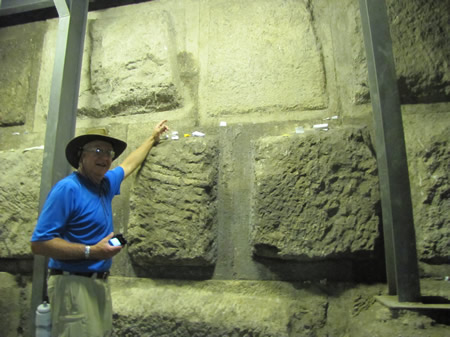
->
<box><xmin>78</xmin><ymin>6</ymin><xmax>183</xmax><ymax>117</ymax></box>
<box><xmin>0</xmin><ymin>273</ymin><xmax>21</xmax><ymax>337</ymax></box>
<box><xmin>0</xmin><ymin>23</ymin><xmax>44</xmax><ymax>126</ymax></box>
<box><xmin>409</xmin><ymin>128</ymin><xmax>450</xmax><ymax>263</ymax></box>
<box><xmin>325</xmin><ymin>0</ymin><xmax>368</xmax><ymax>106</ymax></box>
<box><xmin>200</xmin><ymin>0</ymin><xmax>327</xmax><ymax>117</ymax></box>
<box><xmin>333</xmin><ymin>0</ymin><xmax>449</xmax><ymax>106</ymax></box>
<box><xmin>127</xmin><ymin>137</ymin><xmax>218</xmax><ymax>267</ymax></box>
<box><xmin>0</xmin><ymin>150</ymin><xmax>42</xmax><ymax>258</ymax></box>
<box><xmin>388</xmin><ymin>0</ymin><xmax>450</xmax><ymax>104</ymax></box>
<box><xmin>0</xmin><ymin>1</ymin><xmax>449</xmax><ymax>336</ymax></box>
<box><xmin>320</xmin><ymin>281</ymin><xmax>450</xmax><ymax>337</ymax></box>
<box><xmin>251</xmin><ymin>127</ymin><xmax>380</xmax><ymax>261</ymax></box>
<box><xmin>111</xmin><ymin>277</ymin><xmax>327</xmax><ymax>337</ymax></box>
<box><xmin>111</xmin><ymin>277</ymin><xmax>449</xmax><ymax>337</ymax></box>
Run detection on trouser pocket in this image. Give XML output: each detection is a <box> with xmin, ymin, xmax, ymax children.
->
<box><xmin>55</xmin><ymin>313</ymin><xmax>88</xmax><ymax>337</ymax></box>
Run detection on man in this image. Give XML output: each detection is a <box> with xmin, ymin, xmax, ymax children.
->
<box><xmin>31</xmin><ymin>120</ymin><xmax>169</xmax><ymax>337</ymax></box>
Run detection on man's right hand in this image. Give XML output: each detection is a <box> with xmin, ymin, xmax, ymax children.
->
<box><xmin>91</xmin><ymin>232</ymin><xmax>122</xmax><ymax>259</ymax></box>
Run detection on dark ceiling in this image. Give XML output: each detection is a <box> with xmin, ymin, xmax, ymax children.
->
<box><xmin>0</xmin><ymin>0</ymin><xmax>154</xmax><ymax>28</ymax></box>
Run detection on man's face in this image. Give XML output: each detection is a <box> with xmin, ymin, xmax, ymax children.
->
<box><xmin>79</xmin><ymin>140</ymin><xmax>114</xmax><ymax>182</ymax></box>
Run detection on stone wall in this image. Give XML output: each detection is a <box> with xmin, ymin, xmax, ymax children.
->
<box><xmin>251</xmin><ymin>127</ymin><xmax>380</xmax><ymax>261</ymax></box>
<box><xmin>0</xmin><ymin>0</ymin><xmax>448</xmax><ymax>336</ymax></box>
<box><xmin>128</xmin><ymin>137</ymin><xmax>219</xmax><ymax>270</ymax></box>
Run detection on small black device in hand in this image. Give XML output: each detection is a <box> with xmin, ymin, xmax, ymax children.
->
<box><xmin>108</xmin><ymin>233</ymin><xmax>127</xmax><ymax>246</ymax></box>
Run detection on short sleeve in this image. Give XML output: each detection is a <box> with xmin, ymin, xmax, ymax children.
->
<box><xmin>31</xmin><ymin>180</ymin><xmax>76</xmax><ymax>242</ymax></box>
<box><xmin>105</xmin><ymin>166</ymin><xmax>125</xmax><ymax>197</ymax></box>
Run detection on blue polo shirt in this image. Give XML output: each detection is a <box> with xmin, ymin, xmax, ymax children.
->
<box><xmin>31</xmin><ymin>166</ymin><xmax>124</xmax><ymax>272</ymax></box>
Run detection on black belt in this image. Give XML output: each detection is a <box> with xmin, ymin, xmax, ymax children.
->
<box><xmin>49</xmin><ymin>269</ymin><xmax>109</xmax><ymax>280</ymax></box>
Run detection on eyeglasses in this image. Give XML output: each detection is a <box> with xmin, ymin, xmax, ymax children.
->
<box><xmin>83</xmin><ymin>147</ymin><xmax>115</xmax><ymax>158</ymax></box>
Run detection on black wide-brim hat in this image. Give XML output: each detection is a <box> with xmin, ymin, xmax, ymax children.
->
<box><xmin>65</xmin><ymin>133</ymin><xmax>127</xmax><ymax>169</ymax></box>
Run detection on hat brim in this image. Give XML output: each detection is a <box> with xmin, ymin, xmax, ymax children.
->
<box><xmin>65</xmin><ymin>134</ymin><xmax>127</xmax><ymax>169</ymax></box>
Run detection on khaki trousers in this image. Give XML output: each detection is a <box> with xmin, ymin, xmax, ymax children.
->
<box><xmin>48</xmin><ymin>274</ymin><xmax>112</xmax><ymax>337</ymax></box>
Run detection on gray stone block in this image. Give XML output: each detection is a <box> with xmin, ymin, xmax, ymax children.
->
<box><xmin>388</xmin><ymin>0</ymin><xmax>450</xmax><ymax>103</ymax></box>
<box><xmin>0</xmin><ymin>273</ymin><xmax>21</xmax><ymax>337</ymax></box>
<box><xmin>410</xmin><ymin>129</ymin><xmax>450</xmax><ymax>263</ymax></box>
<box><xmin>127</xmin><ymin>137</ymin><xmax>218</xmax><ymax>268</ymax></box>
<box><xmin>0</xmin><ymin>149</ymin><xmax>42</xmax><ymax>258</ymax></box>
<box><xmin>111</xmin><ymin>277</ymin><xmax>327</xmax><ymax>337</ymax></box>
<box><xmin>0</xmin><ymin>23</ymin><xmax>45</xmax><ymax>126</ymax></box>
<box><xmin>201</xmin><ymin>0</ymin><xmax>327</xmax><ymax>116</ymax></box>
<box><xmin>251</xmin><ymin>127</ymin><xmax>380</xmax><ymax>261</ymax></box>
<box><xmin>79</xmin><ymin>8</ymin><xmax>182</xmax><ymax>117</ymax></box>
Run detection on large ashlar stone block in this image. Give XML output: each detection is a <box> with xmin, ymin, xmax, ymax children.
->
<box><xmin>251</xmin><ymin>127</ymin><xmax>380</xmax><ymax>261</ymax></box>
<box><xmin>407</xmin><ymin>127</ymin><xmax>450</xmax><ymax>263</ymax></box>
<box><xmin>0</xmin><ymin>23</ymin><xmax>44</xmax><ymax>126</ymax></box>
<box><xmin>127</xmin><ymin>137</ymin><xmax>218</xmax><ymax>268</ymax></box>
<box><xmin>78</xmin><ymin>6</ymin><xmax>183</xmax><ymax>117</ymax></box>
<box><xmin>200</xmin><ymin>0</ymin><xmax>327</xmax><ymax>116</ymax></box>
<box><xmin>111</xmin><ymin>277</ymin><xmax>327</xmax><ymax>337</ymax></box>
<box><xmin>334</xmin><ymin>0</ymin><xmax>449</xmax><ymax>106</ymax></box>
<box><xmin>0</xmin><ymin>149</ymin><xmax>42</xmax><ymax>258</ymax></box>
<box><xmin>0</xmin><ymin>273</ymin><xmax>21</xmax><ymax>336</ymax></box>
<box><xmin>388</xmin><ymin>0</ymin><xmax>450</xmax><ymax>103</ymax></box>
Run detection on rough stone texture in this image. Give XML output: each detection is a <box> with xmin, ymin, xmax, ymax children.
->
<box><xmin>344</xmin><ymin>302</ymin><xmax>449</xmax><ymax>337</ymax></box>
<box><xmin>0</xmin><ymin>23</ymin><xmax>44</xmax><ymax>126</ymax></box>
<box><xmin>78</xmin><ymin>6</ymin><xmax>183</xmax><ymax>117</ymax></box>
<box><xmin>0</xmin><ymin>149</ymin><xmax>42</xmax><ymax>258</ymax></box>
<box><xmin>111</xmin><ymin>277</ymin><xmax>328</xmax><ymax>337</ymax></box>
<box><xmin>2</xmin><ymin>275</ymin><xmax>448</xmax><ymax>337</ymax></box>
<box><xmin>110</xmin><ymin>277</ymin><xmax>449</xmax><ymax>337</ymax></box>
<box><xmin>331</xmin><ymin>0</ymin><xmax>449</xmax><ymax>107</ymax></box>
<box><xmin>320</xmin><ymin>281</ymin><xmax>450</xmax><ymax>337</ymax></box>
<box><xmin>0</xmin><ymin>0</ymin><xmax>449</xmax><ymax>336</ymax></box>
<box><xmin>251</xmin><ymin>127</ymin><xmax>380</xmax><ymax>261</ymax></box>
<box><xmin>388</xmin><ymin>0</ymin><xmax>450</xmax><ymax>104</ymax></box>
<box><xmin>200</xmin><ymin>0</ymin><xmax>327</xmax><ymax>117</ymax></box>
<box><xmin>127</xmin><ymin>137</ymin><xmax>219</xmax><ymax>268</ymax></box>
<box><xmin>0</xmin><ymin>273</ymin><xmax>21</xmax><ymax>337</ymax></box>
<box><xmin>404</xmin><ymin>114</ymin><xmax>450</xmax><ymax>264</ymax></box>
<box><xmin>413</xmin><ymin>132</ymin><xmax>449</xmax><ymax>263</ymax></box>
<box><xmin>327</xmin><ymin>0</ymin><xmax>370</xmax><ymax>106</ymax></box>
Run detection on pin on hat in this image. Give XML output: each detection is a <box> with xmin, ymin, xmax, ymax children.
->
<box><xmin>65</xmin><ymin>128</ymin><xmax>127</xmax><ymax>169</ymax></box>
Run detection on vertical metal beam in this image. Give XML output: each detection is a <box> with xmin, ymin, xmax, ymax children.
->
<box><xmin>359</xmin><ymin>0</ymin><xmax>421</xmax><ymax>302</ymax></box>
<box><xmin>29</xmin><ymin>1</ymin><xmax>88</xmax><ymax>336</ymax></box>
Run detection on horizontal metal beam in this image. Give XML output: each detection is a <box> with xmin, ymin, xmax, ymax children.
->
<box><xmin>54</xmin><ymin>0</ymin><xmax>69</xmax><ymax>17</ymax></box>
<box><xmin>0</xmin><ymin>0</ymin><xmax>153</xmax><ymax>19</ymax></box>
<box><xmin>0</xmin><ymin>0</ymin><xmax>54</xmax><ymax>16</ymax></box>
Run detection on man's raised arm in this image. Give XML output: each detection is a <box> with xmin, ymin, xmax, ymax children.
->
<box><xmin>119</xmin><ymin>120</ymin><xmax>169</xmax><ymax>180</ymax></box>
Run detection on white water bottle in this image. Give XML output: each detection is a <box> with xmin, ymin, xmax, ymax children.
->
<box><xmin>36</xmin><ymin>301</ymin><xmax>51</xmax><ymax>337</ymax></box>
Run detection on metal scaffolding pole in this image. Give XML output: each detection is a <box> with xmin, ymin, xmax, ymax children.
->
<box><xmin>359</xmin><ymin>0</ymin><xmax>421</xmax><ymax>302</ymax></box>
<box><xmin>0</xmin><ymin>0</ymin><xmax>54</xmax><ymax>16</ymax></box>
<box><xmin>29</xmin><ymin>0</ymin><xmax>88</xmax><ymax>336</ymax></box>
